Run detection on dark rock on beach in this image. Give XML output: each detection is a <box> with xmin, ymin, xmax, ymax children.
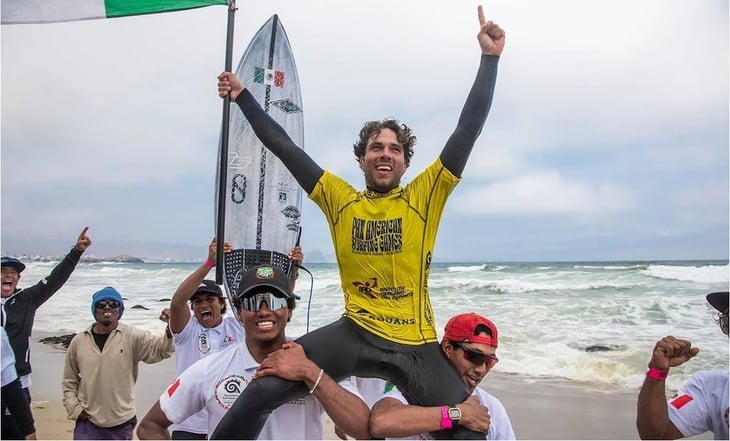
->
<box><xmin>40</xmin><ymin>334</ymin><xmax>76</xmax><ymax>350</ymax></box>
<box><xmin>584</xmin><ymin>344</ymin><xmax>624</xmax><ymax>352</ymax></box>
<box><xmin>130</xmin><ymin>304</ymin><xmax>150</xmax><ymax>310</ymax></box>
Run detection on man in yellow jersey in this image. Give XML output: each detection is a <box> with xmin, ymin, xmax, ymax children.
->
<box><xmin>213</xmin><ymin>6</ymin><xmax>504</xmax><ymax>439</ymax></box>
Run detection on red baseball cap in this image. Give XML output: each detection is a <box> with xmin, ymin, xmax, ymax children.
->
<box><xmin>443</xmin><ymin>312</ymin><xmax>498</xmax><ymax>348</ymax></box>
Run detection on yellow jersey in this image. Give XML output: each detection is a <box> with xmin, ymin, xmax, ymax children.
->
<box><xmin>309</xmin><ymin>158</ymin><xmax>459</xmax><ymax>344</ymax></box>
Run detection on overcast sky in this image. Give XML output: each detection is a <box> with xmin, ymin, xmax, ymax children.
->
<box><xmin>2</xmin><ymin>0</ymin><xmax>728</xmax><ymax>262</ymax></box>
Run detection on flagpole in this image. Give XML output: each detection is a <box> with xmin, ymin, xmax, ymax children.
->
<box><xmin>216</xmin><ymin>0</ymin><xmax>236</xmax><ymax>285</ymax></box>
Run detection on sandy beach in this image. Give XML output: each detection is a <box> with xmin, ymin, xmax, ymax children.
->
<box><xmin>25</xmin><ymin>331</ymin><xmax>712</xmax><ymax>440</ymax></box>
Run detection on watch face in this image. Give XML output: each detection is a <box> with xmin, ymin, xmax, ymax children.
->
<box><xmin>448</xmin><ymin>407</ymin><xmax>461</xmax><ymax>420</ymax></box>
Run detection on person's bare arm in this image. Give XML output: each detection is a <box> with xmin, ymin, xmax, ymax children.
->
<box><xmin>370</xmin><ymin>395</ymin><xmax>488</xmax><ymax>438</ymax></box>
<box><xmin>169</xmin><ymin>238</ymin><xmax>230</xmax><ymax>333</ymax></box>
<box><xmin>137</xmin><ymin>401</ymin><xmax>172</xmax><ymax>440</ymax></box>
<box><xmin>636</xmin><ymin>336</ymin><xmax>699</xmax><ymax>439</ymax></box>
<box><xmin>255</xmin><ymin>342</ymin><xmax>371</xmax><ymax>439</ymax></box>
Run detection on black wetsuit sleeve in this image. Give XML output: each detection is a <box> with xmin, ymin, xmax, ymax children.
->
<box><xmin>439</xmin><ymin>54</ymin><xmax>499</xmax><ymax>178</ymax></box>
<box><xmin>234</xmin><ymin>90</ymin><xmax>324</xmax><ymax>194</ymax></box>
<box><xmin>25</xmin><ymin>247</ymin><xmax>83</xmax><ymax>309</ymax></box>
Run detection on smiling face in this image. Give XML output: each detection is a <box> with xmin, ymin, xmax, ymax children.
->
<box><xmin>94</xmin><ymin>300</ymin><xmax>121</xmax><ymax>328</ymax></box>
<box><xmin>442</xmin><ymin>332</ymin><xmax>498</xmax><ymax>393</ymax></box>
<box><xmin>1</xmin><ymin>267</ymin><xmax>20</xmax><ymax>298</ymax></box>
<box><xmin>237</xmin><ymin>292</ymin><xmax>291</xmax><ymax>347</ymax></box>
<box><xmin>359</xmin><ymin>128</ymin><xmax>408</xmax><ymax>193</ymax></box>
<box><xmin>190</xmin><ymin>294</ymin><xmax>225</xmax><ymax>328</ymax></box>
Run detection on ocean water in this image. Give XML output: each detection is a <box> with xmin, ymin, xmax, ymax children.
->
<box><xmin>23</xmin><ymin>259</ymin><xmax>729</xmax><ymax>392</ymax></box>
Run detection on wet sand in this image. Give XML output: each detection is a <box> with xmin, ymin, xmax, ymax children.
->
<box><xmin>25</xmin><ymin>331</ymin><xmax>712</xmax><ymax>440</ymax></box>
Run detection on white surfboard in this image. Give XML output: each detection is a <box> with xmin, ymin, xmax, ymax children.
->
<box><xmin>219</xmin><ymin>14</ymin><xmax>304</xmax><ymax>297</ymax></box>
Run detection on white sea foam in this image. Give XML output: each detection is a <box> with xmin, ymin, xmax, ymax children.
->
<box><xmin>574</xmin><ymin>264</ymin><xmax>645</xmax><ymax>270</ymax></box>
<box><xmin>446</xmin><ymin>264</ymin><xmax>486</xmax><ymax>272</ymax></box>
<box><xmin>16</xmin><ymin>259</ymin><xmax>728</xmax><ymax>392</ymax></box>
<box><xmin>643</xmin><ymin>263</ymin><xmax>730</xmax><ymax>284</ymax></box>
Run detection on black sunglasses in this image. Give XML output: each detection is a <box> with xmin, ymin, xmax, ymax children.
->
<box><xmin>95</xmin><ymin>300</ymin><xmax>120</xmax><ymax>309</ymax></box>
<box><xmin>452</xmin><ymin>342</ymin><xmax>499</xmax><ymax>367</ymax></box>
<box><xmin>239</xmin><ymin>292</ymin><xmax>288</xmax><ymax>312</ymax></box>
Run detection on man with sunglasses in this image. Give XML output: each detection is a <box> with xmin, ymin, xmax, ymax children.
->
<box><xmin>137</xmin><ymin>264</ymin><xmax>370</xmax><ymax>440</ymax></box>
<box><xmin>637</xmin><ymin>291</ymin><xmax>729</xmax><ymax>440</ymax></box>
<box><xmin>368</xmin><ymin>312</ymin><xmax>514</xmax><ymax>440</ymax></box>
<box><xmin>158</xmin><ymin>238</ymin><xmax>304</xmax><ymax>439</ymax></box>
<box><xmin>62</xmin><ymin>286</ymin><xmax>174</xmax><ymax>440</ymax></box>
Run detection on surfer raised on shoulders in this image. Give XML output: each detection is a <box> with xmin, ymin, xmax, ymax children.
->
<box><xmin>214</xmin><ymin>5</ymin><xmax>504</xmax><ymax>440</ymax></box>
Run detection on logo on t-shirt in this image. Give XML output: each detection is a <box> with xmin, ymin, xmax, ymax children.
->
<box><xmin>198</xmin><ymin>333</ymin><xmax>210</xmax><ymax>354</ymax></box>
<box><xmin>351</xmin><ymin>217</ymin><xmax>403</xmax><ymax>255</ymax></box>
<box><xmin>214</xmin><ymin>375</ymin><xmax>248</xmax><ymax>409</ymax></box>
<box><xmin>352</xmin><ymin>278</ymin><xmax>378</xmax><ymax>299</ymax></box>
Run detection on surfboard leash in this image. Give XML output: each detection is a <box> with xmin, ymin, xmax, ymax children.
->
<box><xmin>294</xmin><ymin>263</ymin><xmax>314</xmax><ymax>333</ymax></box>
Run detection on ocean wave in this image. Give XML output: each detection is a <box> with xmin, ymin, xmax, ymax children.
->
<box><xmin>574</xmin><ymin>264</ymin><xmax>646</xmax><ymax>270</ymax></box>
<box><xmin>446</xmin><ymin>264</ymin><xmax>486</xmax><ymax>272</ymax></box>
<box><xmin>433</xmin><ymin>278</ymin><xmax>643</xmax><ymax>294</ymax></box>
<box><xmin>643</xmin><ymin>264</ymin><xmax>730</xmax><ymax>283</ymax></box>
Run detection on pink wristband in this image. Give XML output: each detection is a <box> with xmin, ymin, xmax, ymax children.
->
<box><xmin>440</xmin><ymin>406</ymin><xmax>452</xmax><ymax>430</ymax></box>
<box><xmin>647</xmin><ymin>367</ymin><xmax>668</xmax><ymax>381</ymax></box>
<box><xmin>204</xmin><ymin>259</ymin><xmax>215</xmax><ymax>269</ymax></box>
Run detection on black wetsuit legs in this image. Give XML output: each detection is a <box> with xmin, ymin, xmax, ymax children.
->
<box><xmin>210</xmin><ymin>317</ymin><xmax>482</xmax><ymax>440</ymax></box>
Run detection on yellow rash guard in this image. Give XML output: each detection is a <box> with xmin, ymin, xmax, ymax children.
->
<box><xmin>309</xmin><ymin>158</ymin><xmax>459</xmax><ymax>344</ymax></box>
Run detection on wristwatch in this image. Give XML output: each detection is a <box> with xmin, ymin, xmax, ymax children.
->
<box><xmin>448</xmin><ymin>405</ymin><xmax>462</xmax><ymax>426</ymax></box>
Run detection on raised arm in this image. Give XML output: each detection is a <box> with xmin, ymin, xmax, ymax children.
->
<box><xmin>217</xmin><ymin>73</ymin><xmax>323</xmax><ymax>194</ymax></box>
<box><xmin>287</xmin><ymin>245</ymin><xmax>303</xmax><ymax>291</ymax></box>
<box><xmin>440</xmin><ymin>5</ymin><xmax>504</xmax><ymax>177</ymax></box>
<box><xmin>27</xmin><ymin>226</ymin><xmax>92</xmax><ymax>308</ymax></box>
<box><xmin>636</xmin><ymin>336</ymin><xmax>698</xmax><ymax>439</ymax></box>
<box><xmin>168</xmin><ymin>238</ymin><xmax>230</xmax><ymax>334</ymax></box>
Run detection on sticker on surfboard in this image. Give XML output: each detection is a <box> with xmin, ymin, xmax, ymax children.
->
<box><xmin>218</xmin><ymin>14</ymin><xmax>304</xmax><ymax>297</ymax></box>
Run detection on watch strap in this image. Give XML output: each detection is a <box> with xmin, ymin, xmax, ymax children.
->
<box><xmin>647</xmin><ymin>367</ymin><xmax>669</xmax><ymax>381</ymax></box>
<box><xmin>440</xmin><ymin>406</ymin><xmax>452</xmax><ymax>430</ymax></box>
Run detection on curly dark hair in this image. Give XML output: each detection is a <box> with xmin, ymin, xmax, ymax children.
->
<box><xmin>353</xmin><ymin>119</ymin><xmax>416</xmax><ymax>166</ymax></box>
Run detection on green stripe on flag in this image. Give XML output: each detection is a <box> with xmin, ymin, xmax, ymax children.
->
<box><xmin>105</xmin><ymin>0</ymin><xmax>227</xmax><ymax>18</ymax></box>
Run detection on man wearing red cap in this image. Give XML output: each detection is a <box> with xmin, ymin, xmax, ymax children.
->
<box><xmin>637</xmin><ymin>291</ymin><xmax>729</xmax><ymax>440</ymax></box>
<box><xmin>368</xmin><ymin>312</ymin><xmax>515</xmax><ymax>440</ymax></box>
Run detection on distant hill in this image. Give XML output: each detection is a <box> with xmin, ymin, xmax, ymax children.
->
<box><xmin>1</xmin><ymin>238</ymin><xmax>336</xmax><ymax>263</ymax></box>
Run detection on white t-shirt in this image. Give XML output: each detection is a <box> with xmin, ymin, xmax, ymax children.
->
<box><xmin>159</xmin><ymin>340</ymin><xmax>363</xmax><ymax>439</ymax></box>
<box><xmin>372</xmin><ymin>380</ymin><xmax>515</xmax><ymax>440</ymax></box>
<box><xmin>667</xmin><ymin>369</ymin><xmax>729</xmax><ymax>440</ymax></box>
<box><xmin>169</xmin><ymin>315</ymin><xmax>243</xmax><ymax>434</ymax></box>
